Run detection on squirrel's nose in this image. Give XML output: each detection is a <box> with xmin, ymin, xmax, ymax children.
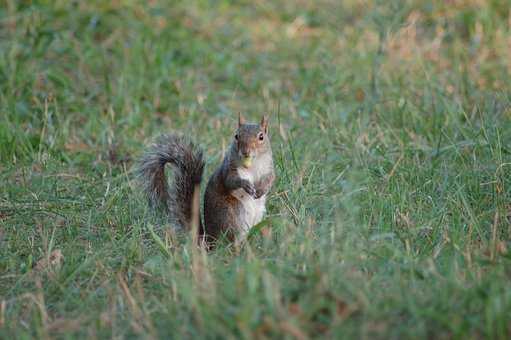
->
<box><xmin>240</xmin><ymin>148</ymin><xmax>251</xmax><ymax>157</ymax></box>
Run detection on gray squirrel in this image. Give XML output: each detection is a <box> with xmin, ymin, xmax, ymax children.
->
<box><xmin>137</xmin><ymin>114</ymin><xmax>275</xmax><ymax>245</ymax></box>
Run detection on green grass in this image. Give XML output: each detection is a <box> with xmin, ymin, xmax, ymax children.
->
<box><xmin>1</xmin><ymin>0</ymin><xmax>511</xmax><ymax>338</ymax></box>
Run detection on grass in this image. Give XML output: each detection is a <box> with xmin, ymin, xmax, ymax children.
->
<box><xmin>1</xmin><ymin>0</ymin><xmax>511</xmax><ymax>338</ymax></box>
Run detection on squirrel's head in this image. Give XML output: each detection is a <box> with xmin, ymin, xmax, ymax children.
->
<box><xmin>233</xmin><ymin>113</ymin><xmax>271</xmax><ymax>168</ymax></box>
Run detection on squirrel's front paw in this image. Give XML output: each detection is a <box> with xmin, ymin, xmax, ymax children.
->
<box><xmin>254</xmin><ymin>189</ymin><xmax>265</xmax><ymax>199</ymax></box>
<box><xmin>241</xmin><ymin>181</ymin><xmax>256</xmax><ymax>198</ymax></box>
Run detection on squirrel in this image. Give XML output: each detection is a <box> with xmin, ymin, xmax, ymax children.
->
<box><xmin>137</xmin><ymin>114</ymin><xmax>275</xmax><ymax>245</ymax></box>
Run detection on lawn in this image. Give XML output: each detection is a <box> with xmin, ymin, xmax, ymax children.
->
<box><xmin>1</xmin><ymin>1</ymin><xmax>511</xmax><ymax>338</ymax></box>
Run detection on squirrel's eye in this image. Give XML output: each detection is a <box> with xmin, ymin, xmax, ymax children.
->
<box><xmin>258</xmin><ymin>133</ymin><xmax>264</xmax><ymax>141</ymax></box>
<box><xmin>234</xmin><ymin>134</ymin><xmax>239</xmax><ymax>140</ymax></box>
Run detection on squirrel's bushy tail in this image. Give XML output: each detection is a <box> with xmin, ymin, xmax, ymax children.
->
<box><xmin>137</xmin><ymin>134</ymin><xmax>204</xmax><ymax>230</ymax></box>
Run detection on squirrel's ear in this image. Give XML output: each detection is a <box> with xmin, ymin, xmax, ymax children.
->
<box><xmin>260</xmin><ymin>115</ymin><xmax>269</xmax><ymax>133</ymax></box>
<box><xmin>238</xmin><ymin>112</ymin><xmax>245</xmax><ymax>127</ymax></box>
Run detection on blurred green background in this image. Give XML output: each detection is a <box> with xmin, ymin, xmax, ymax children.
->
<box><xmin>1</xmin><ymin>1</ymin><xmax>511</xmax><ymax>338</ymax></box>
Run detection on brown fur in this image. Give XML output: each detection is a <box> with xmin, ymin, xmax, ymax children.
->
<box><xmin>137</xmin><ymin>134</ymin><xmax>204</xmax><ymax>230</ymax></box>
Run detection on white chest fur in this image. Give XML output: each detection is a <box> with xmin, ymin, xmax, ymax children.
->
<box><xmin>231</xmin><ymin>166</ymin><xmax>268</xmax><ymax>234</ymax></box>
